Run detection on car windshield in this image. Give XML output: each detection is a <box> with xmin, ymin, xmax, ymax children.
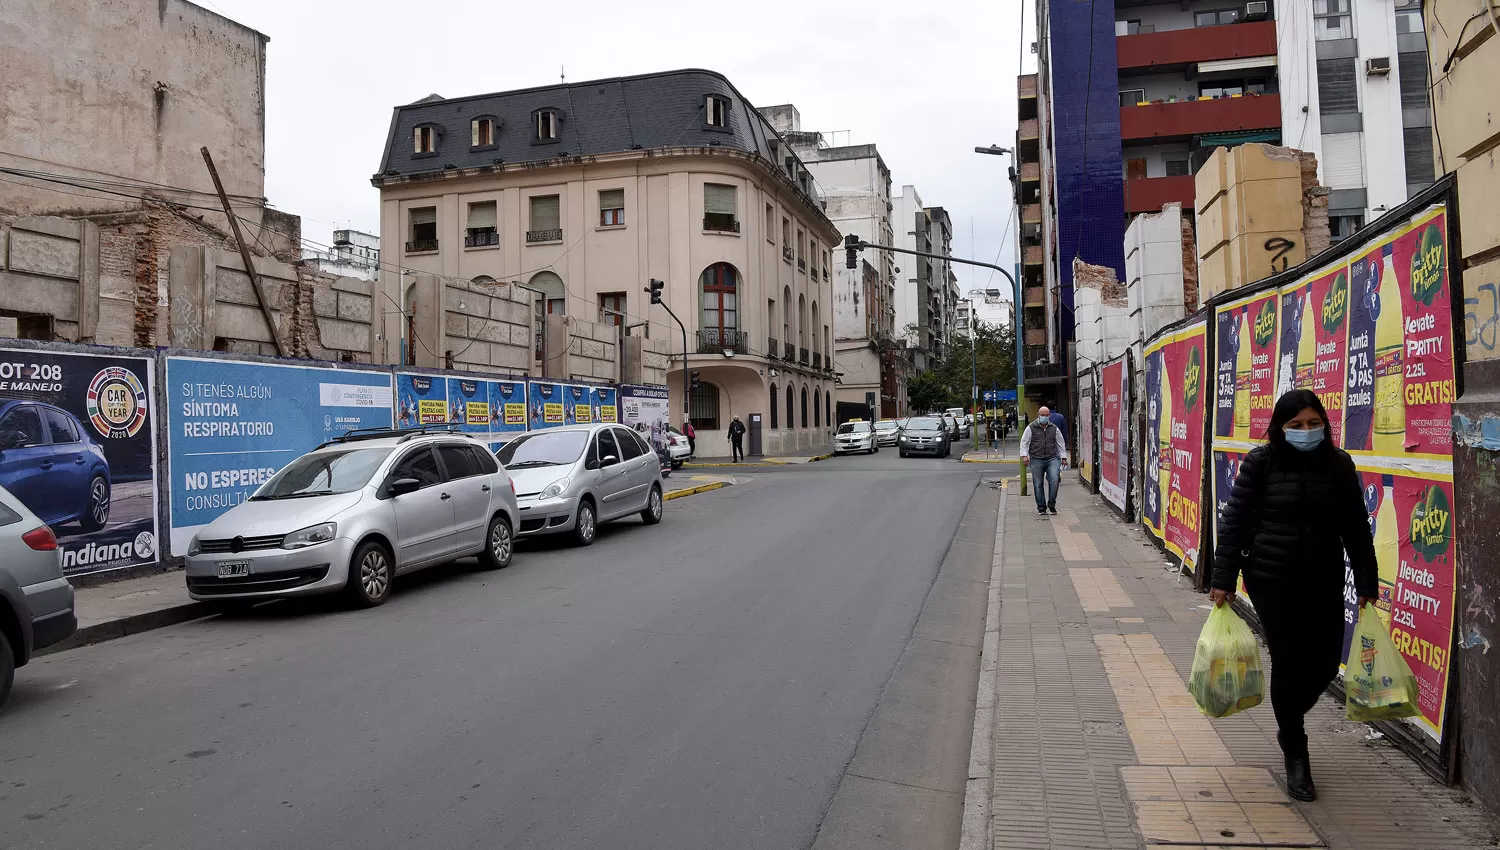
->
<box><xmin>837</xmin><ymin>422</ymin><xmax>872</xmax><ymax>434</ymax></box>
<box><xmin>497</xmin><ymin>429</ymin><xmax>589</xmax><ymax>468</ymax></box>
<box><xmin>874</xmin><ymin>421</ymin><xmax>898</xmax><ymax>431</ymax></box>
<box><xmin>252</xmin><ymin>448</ymin><xmax>393</xmax><ymax>500</ymax></box>
<box><xmin>906</xmin><ymin>417</ymin><xmax>942</xmax><ymax>431</ymax></box>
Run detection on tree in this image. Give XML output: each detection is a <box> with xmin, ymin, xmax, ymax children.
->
<box><xmin>907</xmin><ymin>370</ymin><xmax>948</xmax><ymax>413</ymax></box>
<box><xmin>926</xmin><ymin>321</ymin><xmax>1017</xmax><ymax>410</ymax></box>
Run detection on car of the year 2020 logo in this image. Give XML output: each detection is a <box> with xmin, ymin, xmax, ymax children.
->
<box><xmin>87</xmin><ymin>366</ymin><xmax>149</xmax><ymax>439</ymax></box>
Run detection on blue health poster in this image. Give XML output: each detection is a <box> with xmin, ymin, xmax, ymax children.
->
<box><xmin>166</xmin><ymin>358</ymin><xmax>393</xmax><ymax>553</ymax></box>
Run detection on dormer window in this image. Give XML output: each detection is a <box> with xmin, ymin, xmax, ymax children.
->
<box><xmin>535</xmin><ymin>109</ymin><xmax>558</xmax><ymax>141</ymax></box>
<box><xmin>471</xmin><ymin>116</ymin><xmax>497</xmax><ymax>148</ymax></box>
<box><xmin>705</xmin><ymin>95</ymin><xmax>730</xmax><ymax>128</ymax></box>
<box><xmin>413</xmin><ymin>124</ymin><xmax>437</xmax><ymax>154</ymax></box>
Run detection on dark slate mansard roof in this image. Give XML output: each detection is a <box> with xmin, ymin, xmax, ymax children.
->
<box><xmin>376</xmin><ymin>69</ymin><xmax>807</xmax><ymax>190</ymax></box>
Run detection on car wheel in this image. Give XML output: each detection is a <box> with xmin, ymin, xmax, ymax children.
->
<box><xmin>573</xmin><ymin>500</ymin><xmax>597</xmax><ymax>547</ymax></box>
<box><xmin>899</xmin><ymin>449</ymin><xmax>908</xmax><ymax>458</ymax></box>
<box><xmin>80</xmin><ymin>475</ymin><xmax>110</xmax><ymax>532</ymax></box>
<box><xmin>671</xmin><ymin>460</ymin><xmax>684</xmax><ymax>470</ymax></box>
<box><xmin>343</xmin><ymin>540</ymin><xmax>393</xmax><ymax>608</ymax></box>
<box><xmin>0</xmin><ymin>627</ymin><xmax>13</xmax><ymax>709</ymax></box>
<box><xmin>640</xmin><ymin>485</ymin><xmax>664</xmax><ymax>525</ymax></box>
<box><xmin>479</xmin><ymin>514</ymin><xmax>513</xmax><ymax>570</ymax></box>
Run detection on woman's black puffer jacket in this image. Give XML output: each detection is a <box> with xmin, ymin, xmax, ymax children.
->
<box><xmin>1210</xmin><ymin>442</ymin><xmax>1378</xmax><ymax>597</ymax></box>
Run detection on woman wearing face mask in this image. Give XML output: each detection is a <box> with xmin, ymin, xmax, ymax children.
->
<box><xmin>1209</xmin><ymin>388</ymin><xmax>1377</xmax><ymax>802</ymax></box>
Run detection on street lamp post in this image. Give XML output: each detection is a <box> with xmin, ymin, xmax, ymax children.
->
<box><xmin>975</xmin><ymin>144</ymin><xmax>1027</xmax><ymax>494</ymax></box>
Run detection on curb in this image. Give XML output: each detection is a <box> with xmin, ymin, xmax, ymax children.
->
<box><xmin>36</xmin><ymin>601</ymin><xmax>213</xmax><ymax>658</ymax></box>
<box><xmin>961</xmin><ymin>457</ymin><xmax>1019</xmax><ymax>464</ymax></box>
<box><xmin>662</xmin><ymin>480</ymin><xmax>729</xmax><ymax>501</ymax></box>
<box><xmin>959</xmin><ymin>478</ymin><xmax>1006</xmax><ymax>850</ymax></box>
<box><xmin>684</xmin><ymin>453</ymin><xmax>832</xmax><ymax>469</ymax></box>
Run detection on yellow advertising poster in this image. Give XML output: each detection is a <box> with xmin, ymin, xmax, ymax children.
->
<box><xmin>575</xmin><ymin>403</ymin><xmax>593</xmax><ymax>423</ymax></box>
<box><xmin>418</xmin><ymin>399</ymin><xmax>447</xmax><ymax>424</ymax></box>
<box><xmin>543</xmin><ymin>402</ymin><xmax>564</xmax><ymax>424</ymax></box>
<box><xmin>504</xmin><ymin>402</ymin><xmax>526</xmax><ymax>426</ymax></box>
<box><xmin>465</xmin><ymin>401</ymin><xmax>490</xmax><ymax>425</ymax></box>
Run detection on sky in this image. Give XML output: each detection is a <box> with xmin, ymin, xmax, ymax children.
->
<box><xmin>211</xmin><ymin>0</ymin><xmax>1033</xmax><ymax>321</ymax></box>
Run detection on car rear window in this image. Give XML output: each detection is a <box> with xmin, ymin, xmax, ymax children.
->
<box><xmin>437</xmin><ymin>444</ymin><xmax>482</xmax><ymax>480</ymax></box>
<box><xmin>0</xmin><ymin>501</ymin><xmax>20</xmax><ymax>527</ymax></box>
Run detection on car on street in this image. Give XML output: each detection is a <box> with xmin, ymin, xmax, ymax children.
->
<box><xmin>664</xmin><ymin>426</ymin><xmax>692</xmax><ymax>468</ymax></box>
<box><xmin>0</xmin><ymin>482</ymin><xmax>77</xmax><ymax>707</ymax></box>
<box><xmin>945</xmin><ymin>408</ymin><xmax>972</xmax><ymax>438</ymax></box>
<box><xmin>833</xmin><ymin>420</ymin><xmax>878</xmax><ymax>455</ymax></box>
<box><xmin>938</xmin><ymin>414</ymin><xmax>961</xmax><ymax>443</ymax></box>
<box><xmin>873</xmin><ymin>419</ymin><xmax>902</xmax><ymax>448</ymax></box>
<box><xmin>0</xmin><ymin>399</ymin><xmax>113</xmax><ymax>532</ymax></box>
<box><xmin>184</xmin><ymin>428</ymin><xmax>520</xmax><ymax>608</ymax></box>
<box><xmin>899</xmin><ymin>416</ymin><xmax>951</xmax><ymax>458</ymax></box>
<box><xmin>498</xmin><ymin>423</ymin><xmax>664</xmax><ymax>546</ymax></box>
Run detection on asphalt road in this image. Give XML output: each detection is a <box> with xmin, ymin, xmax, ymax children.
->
<box><xmin>0</xmin><ymin>453</ymin><xmax>994</xmax><ymax>850</ymax></box>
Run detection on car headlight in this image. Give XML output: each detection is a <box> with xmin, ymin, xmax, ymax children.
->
<box><xmin>282</xmin><ymin>522</ymin><xmax>337</xmax><ymax>550</ymax></box>
<box><xmin>188</xmin><ymin>535</ymin><xmax>201</xmax><ymax>556</ymax></box>
<box><xmin>540</xmin><ymin>478</ymin><xmax>570</xmax><ymax>500</ymax></box>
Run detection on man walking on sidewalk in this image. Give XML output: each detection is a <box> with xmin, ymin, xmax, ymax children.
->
<box><xmin>1020</xmin><ymin>405</ymin><xmax>1066</xmax><ymax>515</ymax></box>
<box><xmin>728</xmin><ymin>414</ymin><xmax>746</xmax><ymax>463</ymax></box>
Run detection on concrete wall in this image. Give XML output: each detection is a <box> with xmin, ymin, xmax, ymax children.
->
<box><xmin>1124</xmin><ymin>203</ymin><xmax>1189</xmax><ymax>350</ymax></box>
<box><xmin>406</xmin><ymin>275</ymin><xmax>530</xmax><ymax>375</ymax></box>
<box><xmin>0</xmin><ymin>216</ymin><xmax>99</xmax><ymax>342</ymax></box>
<box><xmin>168</xmin><ymin>245</ymin><xmax>376</xmax><ymax>362</ymax></box>
<box><xmin>622</xmin><ymin>335</ymin><xmax>671</xmax><ymax>386</ymax></box>
<box><xmin>544</xmin><ymin>313</ymin><xmax>620</xmax><ymax>383</ymax></box>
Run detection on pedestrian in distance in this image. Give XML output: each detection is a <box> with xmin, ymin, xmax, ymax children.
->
<box><xmin>1045</xmin><ymin>399</ymin><xmax>1069</xmax><ymax>465</ymax></box>
<box><xmin>1209</xmin><ymin>388</ymin><xmax>1377</xmax><ymax>803</ymax></box>
<box><xmin>728</xmin><ymin>414</ymin><xmax>746</xmax><ymax>463</ymax></box>
<box><xmin>684</xmin><ymin>419</ymin><xmax>696</xmax><ymax>457</ymax></box>
<box><xmin>1019</xmin><ymin>406</ymin><xmax>1066</xmax><ymax>515</ymax></box>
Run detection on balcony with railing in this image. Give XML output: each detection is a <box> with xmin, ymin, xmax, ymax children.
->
<box><xmin>1025</xmin><ymin>327</ymin><xmax>1047</xmax><ymax>346</ymax></box>
<box><xmin>526</xmin><ymin>228</ymin><xmax>563</xmax><ymax>243</ymax></box>
<box><xmin>1024</xmin><ymin>286</ymin><xmax>1046</xmax><ymax>307</ymax></box>
<box><xmin>1120</xmin><ymin>93</ymin><xmax>1281</xmax><ymax>142</ymax></box>
<box><xmin>1116</xmin><ymin>20</ymin><xmax>1277</xmax><ymax>73</ymax></box>
<box><xmin>703</xmin><ymin>215</ymin><xmax>741</xmax><ymax>233</ymax></box>
<box><xmin>1019</xmin><ymin>161</ymin><xmax>1041</xmax><ymax>183</ymax></box>
<box><xmin>1125</xmin><ymin>175</ymin><xmax>1198</xmax><ymax>213</ymax></box>
<box><xmin>768</xmin><ymin>337</ymin><xmax>779</xmax><ymax>358</ymax></box>
<box><xmin>799</xmin><ymin>347</ymin><xmax>809</xmax><ymax>365</ymax></box>
<box><xmin>1019</xmin><ymin>118</ymin><xmax>1039</xmax><ymax>141</ymax></box>
<box><xmin>1018</xmin><ymin>74</ymin><xmax>1037</xmax><ymax>100</ymax></box>
<box><xmin>1021</xmin><ymin>203</ymin><xmax>1042</xmax><ymax>225</ymax></box>
<box><xmin>812</xmin><ymin>351</ymin><xmax>822</xmax><ymax>370</ymax></box>
<box><xmin>784</xmin><ymin>341</ymin><xmax>796</xmax><ymax>360</ymax></box>
<box><xmin>405</xmin><ymin>238</ymin><xmax>439</xmax><ymax>253</ymax></box>
<box><xmin>464</xmin><ymin>229</ymin><xmax>499</xmax><ymax>248</ymax></box>
<box><xmin>697</xmin><ymin>328</ymin><xmax>747</xmax><ymax>354</ymax></box>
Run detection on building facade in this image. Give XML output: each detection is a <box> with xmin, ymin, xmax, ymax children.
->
<box><xmin>304</xmin><ymin>229</ymin><xmax>381</xmax><ymax>281</ymax></box>
<box><xmin>762</xmin><ymin>108</ymin><xmax>904</xmax><ymax>420</ymax></box>
<box><xmin>892</xmin><ymin>186</ymin><xmax>959</xmax><ymax>375</ymax></box>
<box><xmin>372</xmin><ymin>70</ymin><xmax>840</xmax><ymax>456</ymax></box>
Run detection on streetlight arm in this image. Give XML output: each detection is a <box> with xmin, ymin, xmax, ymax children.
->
<box><xmin>850</xmin><ymin>242</ymin><xmax>1016</xmax><ymax>289</ymax></box>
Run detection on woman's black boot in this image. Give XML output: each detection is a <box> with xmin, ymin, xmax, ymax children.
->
<box><xmin>1284</xmin><ymin>756</ymin><xmax>1316</xmax><ymax>801</ymax></box>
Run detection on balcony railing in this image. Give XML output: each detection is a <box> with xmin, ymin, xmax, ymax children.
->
<box><xmin>784</xmin><ymin>341</ymin><xmax>796</xmax><ymax>360</ymax></box>
<box><xmin>768</xmin><ymin>337</ymin><xmax>779</xmax><ymax>358</ymax></box>
<box><xmin>697</xmin><ymin>328</ymin><xmax>747</xmax><ymax>354</ymax></box>
<box><xmin>703</xmin><ymin>215</ymin><xmax>740</xmax><ymax>233</ymax></box>
<box><xmin>405</xmin><ymin>238</ymin><xmax>439</xmax><ymax>253</ymax></box>
<box><xmin>1022</xmin><ymin>203</ymin><xmax>1042</xmax><ymax>224</ymax></box>
<box><xmin>1019</xmin><ymin>161</ymin><xmax>1041</xmax><ymax>183</ymax></box>
<box><xmin>1116</xmin><ymin>20</ymin><xmax>1277</xmax><ymax>72</ymax></box>
<box><xmin>799</xmin><ymin>347</ymin><xmax>809</xmax><ymax>365</ymax></box>
<box><xmin>1124</xmin><ymin>175</ymin><xmax>1198</xmax><ymax>214</ymax></box>
<box><xmin>1119</xmin><ymin>93</ymin><xmax>1281</xmax><ymax>142</ymax></box>
<box><xmin>464</xmin><ymin>229</ymin><xmax>499</xmax><ymax>248</ymax></box>
<box><xmin>1018</xmin><ymin>74</ymin><xmax>1038</xmax><ymax>99</ymax></box>
<box><xmin>812</xmin><ymin>351</ymin><xmax>822</xmax><ymax>369</ymax></box>
<box><xmin>526</xmin><ymin>228</ymin><xmax>563</xmax><ymax>243</ymax></box>
<box><xmin>823</xmin><ymin>268</ymin><xmax>830</xmax><ymax>281</ymax></box>
<box><xmin>1024</xmin><ymin>286</ymin><xmax>1046</xmax><ymax>307</ymax></box>
<box><xmin>1018</xmin><ymin>118</ymin><xmax>1039</xmax><ymax>141</ymax></box>
<box><xmin>1025</xmin><ymin>360</ymin><xmax>1068</xmax><ymax>382</ymax></box>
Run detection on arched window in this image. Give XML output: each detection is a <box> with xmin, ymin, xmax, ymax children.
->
<box><xmin>814</xmin><ymin>386</ymin><xmax>821</xmax><ymax>427</ymax></box>
<box><xmin>801</xmin><ymin>386</ymin><xmax>809</xmax><ymax>428</ymax></box>
<box><xmin>798</xmin><ymin>294</ymin><xmax>808</xmax><ymax>351</ymax></box>
<box><xmin>689</xmin><ymin>381</ymin><xmax>721</xmax><ymax>430</ymax></box>
<box><xmin>699</xmin><ymin>263</ymin><xmax>739</xmax><ymax>347</ymax></box>
<box><xmin>825</xmin><ymin>391</ymin><xmax>832</xmax><ymax>428</ymax></box>
<box><xmin>782</xmin><ymin>286</ymin><xmax>793</xmax><ymax>357</ymax></box>
<box><xmin>529</xmin><ymin>271</ymin><xmax>565</xmax><ymax>359</ymax></box>
<box><xmin>472</xmin><ymin>275</ymin><xmax>496</xmax><ymax>286</ymax></box>
<box><xmin>769</xmin><ymin>383</ymin><xmax>778</xmax><ymax>429</ymax></box>
<box><xmin>811</xmin><ymin>302</ymin><xmax>821</xmax><ymax>355</ymax></box>
<box><xmin>786</xmin><ymin>385</ymin><xmax>795</xmax><ymax>428</ymax></box>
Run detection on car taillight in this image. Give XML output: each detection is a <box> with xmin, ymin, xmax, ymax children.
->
<box><xmin>22</xmin><ymin>525</ymin><xmax>57</xmax><ymax>551</ymax></box>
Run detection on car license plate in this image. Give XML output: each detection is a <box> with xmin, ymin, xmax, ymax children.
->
<box><xmin>217</xmin><ymin>561</ymin><xmax>250</xmax><ymax>578</ymax></box>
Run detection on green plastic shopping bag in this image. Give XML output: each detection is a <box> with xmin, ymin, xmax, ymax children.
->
<box><xmin>1188</xmin><ymin>604</ymin><xmax>1264</xmax><ymax>718</ymax></box>
<box><xmin>1345</xmin><ymin>602</ymin><xmax>1421</xmax><ymax>722</ymax></box>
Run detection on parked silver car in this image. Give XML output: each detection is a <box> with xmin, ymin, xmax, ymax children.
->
<box><xmin>184</xmin><ymin>429</ymin><xmax>519</xmax><ymax>608</ymax></box>
<box><xmin>497</xmin><ymin>423</ymin><xmax>664</xmax><ymax>546</ymax></box>
<box><xmin>0</xmin><ymin>482</ymin><xmax>77</xmax><ymax>707</ymax></box>
<box><xmin>873</xmin><ymin>419</ymin><xmax>902</xmax><ymax>448</ymax></box>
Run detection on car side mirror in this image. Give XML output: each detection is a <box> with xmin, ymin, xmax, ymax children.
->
<box><xmin>389</xmin><ymin>477</ymin><xmax>422</xmax><ymax>496</ymax></box>
<box><xmin>600</xmin><ymin>454</ymin><xmax>619</xmax><ymax>468</ymax></box>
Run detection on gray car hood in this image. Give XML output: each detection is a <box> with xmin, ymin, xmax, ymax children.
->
<box><xmin>200</xmin><ymin>491</ymin><xmax>366</xmax><ymax>539</ymax></box>
<box><xmin>506</xmin><ymin>464</ymin><xmax>575</xmax><ymax>497</ymax></box>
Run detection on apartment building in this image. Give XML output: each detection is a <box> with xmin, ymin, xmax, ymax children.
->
<box><xmin>372</xmin><ymin>70</ymin><xmax>841</xmax><ymax>452</ymax></box>
<box><xmin>304</xmin><ymin>229</ymin><xmax>380</xmax><ymax>281</ymax></box>
<box><xmin>892</xmin><ymin>186</ymin><xmax>960</xmax><ymax>374</ymax></box>
<box><xmin>762</xmin><ymin>106</ymin><xmax>905</xmax><ymax>419</ymax></box>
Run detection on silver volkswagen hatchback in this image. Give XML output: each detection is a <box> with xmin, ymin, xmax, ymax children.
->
<box><xmin>185</xmin><ymin>428</ymin><xmax>519</xmax><ymax>608</ymax></box>
<box><xmin>497</xmin><ymin>423</ymin><xmax>664</xmax><ymax>546</ymax></box>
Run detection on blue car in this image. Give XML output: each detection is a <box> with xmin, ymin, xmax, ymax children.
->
<box><xmin>0</xmin><ymin>400</ymin><xmax>111</xmax><ymax>532</ymax></box>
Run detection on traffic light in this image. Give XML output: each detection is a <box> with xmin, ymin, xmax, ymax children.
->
<box><xmin>689</xmin><ymin>370</ymin><xmax>701</xmax><ymax>391</ymax></box>
<box><xmin>647</xmin><ymin>278</ymin><xmax>664</xmax><ymax>305</ymax></box>
<box><xmin>844</xmin><ymin>234</ymin><xmax>859</xmax><ymax>270</ymax></box>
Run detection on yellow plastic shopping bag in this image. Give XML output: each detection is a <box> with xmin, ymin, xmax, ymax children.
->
<box><xmin>1345</xmin><ymin>602</ymin><xmax>1421</xmax><ymax>722</ymax></box>
<box><xmin>1188</xmin><ymin>604</ymin><xmax>1264</xmax><ymax>718</ymax></box>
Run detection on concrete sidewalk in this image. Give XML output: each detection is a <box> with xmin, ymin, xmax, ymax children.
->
<box><xmin>43</xmin><ymin>473</ymin><xmax>736</xmax><ymax>657</ymax></box>
<box><xmin>963</xmin><ymin>477</ymin><xmax>1497</xmax><ymax>850</ymax></box>
<box><xmin>684</xmin><ymin>452</ymin><xmax>831</xmax><ymax>467</ymax></box>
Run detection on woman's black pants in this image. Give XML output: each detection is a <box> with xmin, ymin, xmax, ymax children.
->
<box><xmin>1243</xmin><ymin>579</ymin><xmax>1345</xmax><ymax>759</ymax></box>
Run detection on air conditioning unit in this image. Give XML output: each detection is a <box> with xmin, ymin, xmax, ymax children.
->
<box><xmin>1366</xmin><ymin>56</ymin><xmax>1392</xmax><ymax>75</ymax></box>
<box><xmin>1244</xmin><ymin>1</ymin><xmax>1268</xmax><ymax>19</ymax></box>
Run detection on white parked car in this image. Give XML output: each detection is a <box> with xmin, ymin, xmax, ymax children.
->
<box><xmin>664</xmin><ymin>426</ymin><xmax>692</xmax><ymax>468</ymax></box>
<box><xmin>833</xmin><ymin>420</ymin><xmax>878</xmax><ymax>455</ymax></box>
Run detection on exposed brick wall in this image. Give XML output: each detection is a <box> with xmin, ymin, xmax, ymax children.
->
<box><xmin>1299</xmin><ymin>151</ymin><xmax>1331</xmax><ymax>260</ymax></box>
<box><xmin>1180</xmin><ymin>214</ymin><xmax>1199</xmax><ymax>312</ymax></box>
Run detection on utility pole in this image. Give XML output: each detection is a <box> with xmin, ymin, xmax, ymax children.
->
<box><xmin>974</xmin><ymin>144</ymin><xmax>1028</xmax><ymax>492</ymax></box>
<box><xmin>201</xmin><ymin>146</ymin><xmax>287</xmax><ymax>357</ymax></box>
<box><xmin>847</xmin><ymin>237</ymin><xmax>1024</xmax><ymax>487</ymax></box>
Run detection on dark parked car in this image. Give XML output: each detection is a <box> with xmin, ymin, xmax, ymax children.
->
<box><xmin>899</xmin><ymin>416</ymin><xmax>951</xmax><ymax>458</ymax></box>
<box><xmin>0</xmin><ymin>400</ymin><xmax>112</xmax><ymax>532</ymax></box>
